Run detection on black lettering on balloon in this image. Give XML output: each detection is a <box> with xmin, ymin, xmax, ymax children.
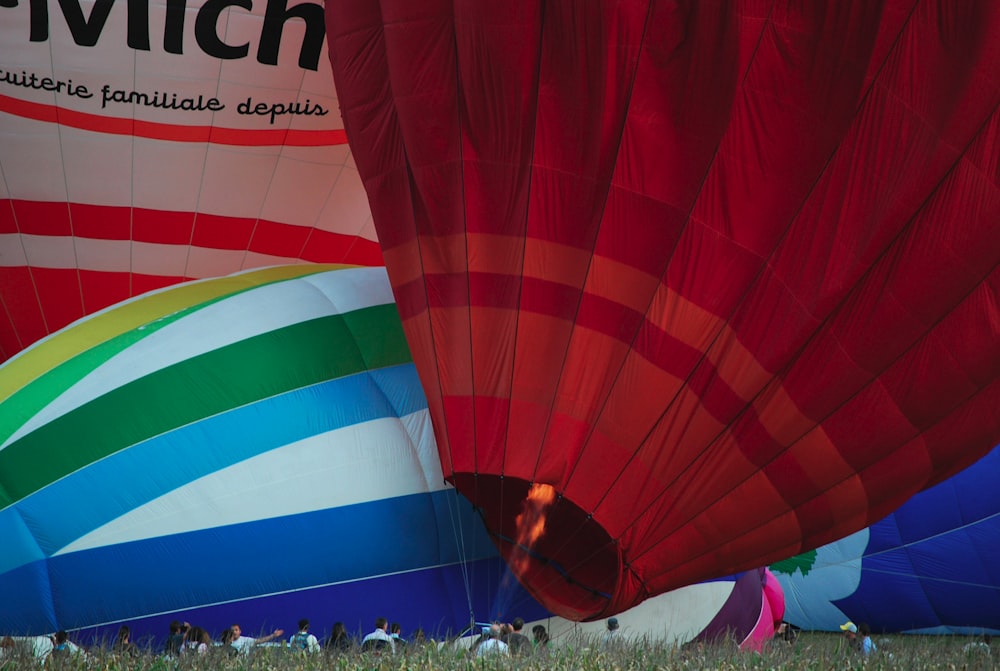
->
<box><xmin>127</xmin><ymin>0</ymin><xmax>149</xmax><ymax>49</ymax></box>
<box><xmin>195</xmin><ymin>0</ymin><xmax>251</xmax><ymax>60</ymax></box>
<box><xmin>258</xmin><ymin>0</ymin><xmax>324</xmax><ymax>70</ymax></box>
<box><xmin>3</xmin><ymin>0</ymin><xmax>326</xmax><ymax>71</ymax></box>
<box><xmin>56</xmin><ymin>0</ymin><xmax>113</xmax><ymax>46</ymax></box>
<box><xmin>163</xmin><ymin>0</ymin><xmax>186</xmax><ymax>54</ymax></box>
<box><xmin>27</xmin><ymin>0</ymin><xmax>50</xmax><ymax>41</ymax></box>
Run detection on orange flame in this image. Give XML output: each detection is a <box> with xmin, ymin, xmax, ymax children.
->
<box><xmin>510</xmin><ymin>483</ymin><xmax>557</xmax><ymax>579</ymax></box>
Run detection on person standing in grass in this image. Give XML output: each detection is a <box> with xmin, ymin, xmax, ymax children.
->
<box><xmin>289</xmin><ymin>619</ymin><xmax>320</xmax><ymax>654</ymax></box>
<box><xmin>181</xmin><ymin>626</ymin><xmax>211</xmax><ymax>655</ymax></box>
<box><xmin>361</xmin><ymin>617</ymin><xmax>395</xmax><ymax>654</ymax></box>
<box><xmin>326</xmin><ymin>622</ymin><xmax>352</xmax><ymax>652</ymax></box>
<box><xmin>857</xmin><ymin>623</ymin><xmax>877</xmax><ymax>657</ymax></box>
<box><xmin>390</xmin><ymin>623</ymin><xmax>407</xmax><ymax>652</ymax></box>
<box><xmin>164</xmin><ymin>620</ymin><xmax>188</xmax><ymax>656</ymax></box>
<box><xmin>532</xmin><ymin>624</ymin><xmax>550</xmax><ymax>655</ymax></box>
<box><xmin>601</xmin><ymin>617</ymin><xmax>623</xmax><ymax>650</ymax></box>
<box><xmin>113</xmin><ymin>625</ymin><xmax>139</xmax><ymax>657</ymax></box>
<box><xmin>841</xmin><ymin>621</ymin><xmax>876</xmax><ymax>657</ymax></box>
<box><xmin>476</xmin><ymin>624</ymin><xmax>509</xmax><ymax>657</ymax></box>
<box><xmin>503</xmin><ymin>617</ymin><xmax>532</xmax><ymax>656</ymax></box>
<box><xmin>228</xmin><ymin>623</ymin><xmax>284</xmax><ymax>655</ymax></box>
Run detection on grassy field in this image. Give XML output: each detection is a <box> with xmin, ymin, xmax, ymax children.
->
<box><xmin>4</xmin><ymin>632</ymin><xmax>995</xmax><ymax>671</ymax></box>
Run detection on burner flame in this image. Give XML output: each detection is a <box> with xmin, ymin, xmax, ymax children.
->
<box><xmin>510</xmin><ymin>483</ymin><xmax>556</xmax><ymax>578</ymax></box>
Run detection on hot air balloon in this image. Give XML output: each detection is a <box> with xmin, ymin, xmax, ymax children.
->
<box><xmin>0</xmin><ymin>0</ymin><xmax>381</xmax><ymax>362</ymax></box>
<box><xmin>773</xmin><ymin>444</ymin><xmax>1000</xmax><ymax>634</ymax></box>
<box><xmin>0</xmin><ymin>265</ymin><xmax>548</xmax><ymax>643</ymax></box>
<box><xmin>325</xmin><ymin>0</ymin><xmax>1000</xmax><ymax>621</ymax></box>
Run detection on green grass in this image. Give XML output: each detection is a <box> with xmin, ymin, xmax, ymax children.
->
<box><xmin>4</xmin><ymin>633</ymin><xmax>995</xmax><ymax>671</ymax></box>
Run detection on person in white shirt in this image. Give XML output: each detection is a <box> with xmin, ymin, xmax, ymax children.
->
<box><xmin>289</xmin><ymin>619</ymin><xmax>321</xmax><ymax>654</ymax></box>
<box><xmin>1</xmin><ymin>636</ymin><xmax>54</xmax><ymax>663</ymax></box>
<box><xmin>228</xmin><ymin>623</ymin><xmax>284</xmax><ymax>655</ymax></box>
<box><xmin>476</xmin><ymin>624</ymin><xmax>509</xmax><ymax>657</ymax></box>
<box><xmin>361</xmin><ymin>617</ymin><xmax>395</xmax><ymax>654</ymax></box>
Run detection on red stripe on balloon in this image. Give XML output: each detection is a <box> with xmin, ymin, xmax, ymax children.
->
<box><xmin>6</xmin><ymin>200</ymin><xmax>383</xmax><ymax>264</ymax></box>
<box><xmin>0</xmin><ymin>94</ymin><xmax>349</xmax><ymax>147</ymax></box>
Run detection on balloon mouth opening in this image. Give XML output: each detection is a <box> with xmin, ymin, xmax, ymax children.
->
<box><xmin>451</xmin><ymin>473</ymin><xmax>620</xmax><ymax>621</ymax></box>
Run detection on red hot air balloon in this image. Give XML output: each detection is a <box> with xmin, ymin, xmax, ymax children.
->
<box><xmin>326</xmin><ymin>1</ymin><xmax>1000</xmax><ymax>621</ymax></box>
<box><xmin>0</xmin><ymin>0</ymin><xmax>382</xmax><ymax>362</ymax></box>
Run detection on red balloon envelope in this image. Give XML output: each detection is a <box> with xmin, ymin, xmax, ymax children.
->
<box><xmin>326</xmin><ymin>1</ymin><xmax>1000</xmax><ymax>620</ymax></box>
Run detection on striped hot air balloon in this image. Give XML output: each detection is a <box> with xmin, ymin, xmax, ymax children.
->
<box><xmin>0</xmin><ymin>265</ymin><xmax>548</xmax><ymax>643</ymax></box>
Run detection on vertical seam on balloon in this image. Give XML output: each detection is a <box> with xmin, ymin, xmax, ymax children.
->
<box><xmin>129</xmin><ymin>42</ymin><xmax>138</xmax><ymax>306</ymax></box>
<box><xmin>454</xmin><ymin>0</ymin><xmax>480</xmax><ymax>626</ymax></box>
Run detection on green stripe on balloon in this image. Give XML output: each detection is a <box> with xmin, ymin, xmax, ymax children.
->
<box><xmin>0</xmin><ymin>303</ymin><xmax>410</xmax><ymax>508</ymax></box>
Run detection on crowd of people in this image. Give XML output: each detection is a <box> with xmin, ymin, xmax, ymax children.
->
<box><xmin>3</xmin><ymin>614</ymin><xmax>993</xmax><ymax>664</ymax></box>
<box><xmin>155</xmin><ymin>614</ymin><xmax>553</xmax><ymax>659</ymax></box>
<box><xmin>0</xmin><ymin>615</ymin><xmax>554</xmax><ymax>664</ymax></box>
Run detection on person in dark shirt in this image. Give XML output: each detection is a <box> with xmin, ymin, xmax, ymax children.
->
<box><xmin>164</xmin><ymin>621</ymin><xmax>188</xmax><ymax>656</ymax></box>
<box><xmin>532</xmin><ymin>624</ymin><xmax>550</xmax><ymax>655</ymax></box>
<box><xmin>113</xmin><ymin>626</ymin><xmax>139</xmax><ymax>657</ymax></box>
<box><xmin>326</xmin><ymin>622</ymin><xmax>352</xmax><ymax>652</ymax></box>
<box><xmin>502</xmin><ymin>617</ymin><xmax>532</xmax><ymax>656</ymax></box>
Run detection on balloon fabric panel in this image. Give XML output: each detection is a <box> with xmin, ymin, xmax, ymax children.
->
<box><xmin>327</xmin><ymin>0</ymin><xmax>1000</xmax><ymax>620</ymax></box>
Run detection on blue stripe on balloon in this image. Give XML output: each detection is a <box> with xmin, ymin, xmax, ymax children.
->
<box><xmin>0</xmin><ymin>364</ymin><xmax>428</xmax><ymax>574</ymax></box>
<box><xmin>0</xmin><ymin>489</ymin><xmax>507</xmax><ymax>635</ymax></box>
